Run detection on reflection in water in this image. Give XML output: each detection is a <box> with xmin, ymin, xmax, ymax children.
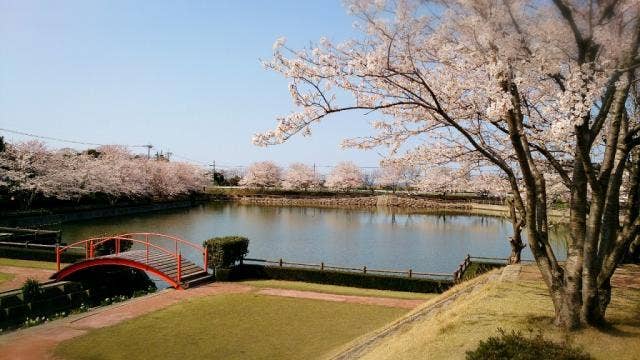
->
<box><xmin>61</xmin><ymin>203</ymin><xmax>568</xmax><ymax>273</ymax></box>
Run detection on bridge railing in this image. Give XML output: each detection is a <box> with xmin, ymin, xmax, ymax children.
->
<box><xmin>55</xmin><ymin>233</ymin><xmax>208</xmax><ymax>284</ymax></box>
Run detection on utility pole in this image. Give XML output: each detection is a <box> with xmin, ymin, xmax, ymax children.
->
<box><xmin>144</xmin><ymin>144</ymin><xmax>153</xmax><ymax>159</ymax></box>
<box><xmin>209</xmin><ymin>161</ymin><xmax>216</xmax><ymax>185</ymax></box>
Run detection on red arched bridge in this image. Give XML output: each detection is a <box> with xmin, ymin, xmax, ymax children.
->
<box><xmin>51</xmin><ymin>233</ymin><xmax>210</xmax><ymax>289</ymax></box>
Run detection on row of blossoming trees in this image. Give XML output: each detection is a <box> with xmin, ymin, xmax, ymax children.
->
<box><xmin>238</xmin><ymin>160</ymin><xmax>518</xmax><ymax>197</ymax></box>
<box><xmin>0</xmin><ymin>140</ymin><xmax>207</xmax><ymax>208</ymax></box>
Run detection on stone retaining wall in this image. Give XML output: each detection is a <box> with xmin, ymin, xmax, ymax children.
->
<box><xmin>237</xmin><ymin>195</ymin><xmax>473</xmax><ymax>210</ymax></box>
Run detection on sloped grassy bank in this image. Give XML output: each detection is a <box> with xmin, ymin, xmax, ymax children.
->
<box><xmin>335</xmin><ymin>264</ymin><xmax>640</xmax><ymax>360</ymax></box>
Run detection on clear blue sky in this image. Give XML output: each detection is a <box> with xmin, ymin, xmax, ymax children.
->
<box><xmin>0</xmin><ymin>0</ymin><xmax>384</xmax><ymax>169</ymax></box>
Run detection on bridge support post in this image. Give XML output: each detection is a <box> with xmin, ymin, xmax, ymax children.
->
<box><xmin>145</xmin><ymin>234</ymin><xmax>149</xmax><ymax>264</ymax></box>
<box><xmin>177</xmin><ymin>251</ymin><xmax>182</xmax><ymax>284</ymax></box>
<box><xmin>55</xmin><ymin>244</ymin><xmax>60</xmax><ymax>272</ymax></box>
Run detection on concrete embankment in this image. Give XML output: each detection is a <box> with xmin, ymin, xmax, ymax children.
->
<box><xmin>237</xmin><ymin>194</ymin><xmax>474</xmax><ymax>211</ymax></box>
<box><xmin>0</xmin><ymin>200</ymin><xmax>200</xmax><ymax>228</ymax></box>
<box><xmin>233</xmin><ymin>195</ymin><xmax>568</xmax><ymax>224</ymax></box>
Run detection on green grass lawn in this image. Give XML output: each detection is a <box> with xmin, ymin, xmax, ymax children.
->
<box><xmin>0</xmin><ymin>272</ymin><xmax>14</xmax><ymax>284</ymax></box>
<box><xmin>55</xmin><ymin>293</ymin><xmax>406</xmax><ymax>360</ymax></box>
<box><xmin>242</xmin><ymin>280</ymin><xmax>436</xmax><ymax>300</ymax></box>
<box><xmin>0</xmin><ymin>258</ymin><xmax>59</xmax><ymax>270</ymax></box>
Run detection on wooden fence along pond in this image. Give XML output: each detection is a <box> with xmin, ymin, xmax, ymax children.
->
<box><xmin>243</xmin><ymin>254</ymin><xmax>507</xmax><ymax>283</ymax></box>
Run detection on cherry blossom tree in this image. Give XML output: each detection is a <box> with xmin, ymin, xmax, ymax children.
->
<box><xmin>239</xmin><ymin>161</ymin><xmax>282</xmax><ymax>188</ymax></box>
<box><xmin>375</xmin><ymin>160</ymin><xmax>417</xmax><ymax>192</ymax></box>
<box><xmin>325</xmin><ymin>161</ymin><xmax>365</xmax><ymax>190</ymax></box>
<box><xmin>257</xmin><ymin>0</ymin><xmax>640</xmax><ymax>328</ymax></box>
<box><xmin>282</xmin><ymin>163</ymin><xmax>318</xmax><ymax>189</ymax></box>
<box><xmin>414</xmin><ymin>166</ymin><xmax>474</xmax><ymax>195</ymax></box>
<box><xmin>0</xmin><ymin>141</ymin><xmax>53</xmax><ymax>207</ymax></box>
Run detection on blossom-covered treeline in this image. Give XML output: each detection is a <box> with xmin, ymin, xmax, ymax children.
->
<box><xmin>239</xmin><ymin>161</ymin><xmax>283</xmax><ymax>188</ymax></box>
<box><xmin>325</xmin><ymin>161</ymin><xmax>365</xmax><ymax>190</ymax></box>
<box><xmin>0</xmin><ymin>140</ymin><xmax>207</xmax><ymax>207</ymax></box>
<box><xmin>257</xmin><ymin>0</ymin><xmax>640</xmax><ymax>328</ymax></box>
<box><xmin>282</xmin><ymin>163</ymin><xmax>318</xmax><ymax>189</ymax></box>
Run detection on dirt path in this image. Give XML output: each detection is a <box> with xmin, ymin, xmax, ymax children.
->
<box><xmin>258</xmin><ymin>288</ymin><xmax>424</xmax><ymax>309</ymax></box>
<box><xmin>0</xmin><ymin>282</ymin><xmax>424</xmax><ymax>360</ymax></box>
<box><xmin>0</xmin><ymin>266</ymin><xmax>55</xmax><ymax>293</ymax></box>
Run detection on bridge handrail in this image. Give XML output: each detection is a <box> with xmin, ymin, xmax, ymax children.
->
<box><xmin>118</xmin><ymin>232</ymin><xmax>205</xmax><ymax>254</ymax></box>
<box><xmin>58</xmin><ymin>233</ymin><xmax>204</xmax><ymax>255</ymax></box>
<box><xmin>58</xmin><ymin>236</ymin><xmax>176</xmax><ymax>259</ymax></box>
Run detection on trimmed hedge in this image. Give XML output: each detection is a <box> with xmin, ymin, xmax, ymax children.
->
<box><xmin>0</xmin><ymin>281</ymin><xmax>90</xmax><ymax>329</ymax></box>
<box><xmin>228</xmin><ymin>264</ymin><xmax>452</xmax><ymax>293</ymax></box>
<box><xmin>0</xmin><ymin>267</ymin><xmax>157</xmax><ymax>330</ymax></box>
<box><xmin>203</xmin><ymin>236</ymin><xmax>249</xmax><ymax>270</ymax></box>
<box><xmin>0</xmin><ymin>245</ymin><xmax>85</xmax><ymax>263</ymax></box>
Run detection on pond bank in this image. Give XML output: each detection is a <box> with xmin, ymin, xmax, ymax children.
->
<box><xmin>0</xmin><ymin>199</ymin><xmax>204</xmax><ymax>228</ymax></box>
<box><xmin>222</xmin><ymin>193</ymin><xmax>569</xmax><ymax>224</ymax></box>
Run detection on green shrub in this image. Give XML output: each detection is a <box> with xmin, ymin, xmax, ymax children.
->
<box><xmin>21</xmin><ymin>278</ymin><xmax>42</xmax><ymax>303</ymax></box>
<box><xmin>466</xmin><ymin>328</ymin><xmax>592</xmax><ymax>360</ymax></box>
<box><xmin>203</xmin><ymin>236</ymin><xmax>249</xmax><ymax>270</ymax></box>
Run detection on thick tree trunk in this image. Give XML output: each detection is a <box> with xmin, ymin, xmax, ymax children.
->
<box><xmin>509</xmin><ymin>234</ymin><xmax>525</xmax><ymax>264</ymax></box>
<box><xmin>554</xmin><ymin>257</ymin><xmax>583</xmax><ymax>329</ymax></box>
<box><xmin>506</xmin><ymin>196</ymin><xmax>526</xmax><ymax>264</ymax></box>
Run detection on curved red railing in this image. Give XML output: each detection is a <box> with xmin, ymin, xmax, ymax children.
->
<box><xmin>55</xmin><ymin>233</ymin><xmax>207</xmax><ymax>288</ymax></box>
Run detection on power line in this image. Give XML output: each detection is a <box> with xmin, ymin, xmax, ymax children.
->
<box><xmin>0</xmin><ymin>127</ymin><xmax>150</xmax><ymax>148</ymax></box>
<box><xmin>171</xmin><ymin>153</ymin><xmax>208</xmax><ymax>166</ymax></box>
<box><xmin>0</xmin><ymin>128</ymin><xmax>381</xmax><ymax>170</ymax></box>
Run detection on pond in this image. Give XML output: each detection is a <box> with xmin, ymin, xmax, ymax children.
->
<box><xmin>61</xmin><ymin>203</ymin><xmax>568</xmax><ymax>274</ymax></box>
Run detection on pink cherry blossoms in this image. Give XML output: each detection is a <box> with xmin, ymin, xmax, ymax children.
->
<box><xmin>325</xmin><ymin>161</ymin><xmax>364</xmax><ymax>190</ymax></box>
<box><xmin>239</xmin><ymin>161</ymin><xmax>283</xmax><ymax>188</ymax></box>
<box><xmin>0</xmin><ymin>140</ymin><xmax>207</xmax><ymax>206</ymax></box>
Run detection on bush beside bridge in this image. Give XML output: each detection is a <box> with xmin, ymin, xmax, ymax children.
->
<box><xmin>203</xmin><ymin>236</ymin><xmax>249</xmax><ymax>272</ymax></box>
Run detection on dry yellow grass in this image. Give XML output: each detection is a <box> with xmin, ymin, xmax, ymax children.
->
<box><xmin>354</xmin><ymin>266</ymin><xmax>640</xmax><ymax>360</ymax></box>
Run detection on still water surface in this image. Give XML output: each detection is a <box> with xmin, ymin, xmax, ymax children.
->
<box><xmin>61</xmin><ymin>203</ymin><xmax>567</xmax><ymax>273</ymax></box>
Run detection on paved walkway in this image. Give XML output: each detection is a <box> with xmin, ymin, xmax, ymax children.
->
<box><xmin>258</xmin><ymin>288</ymin><xmax>424</xmax><ymax>309</ymax></box>
<box><xmin>0</xmin><ymin>282</ymin><xmax>425</xmax><ymax>360</ymax></box>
